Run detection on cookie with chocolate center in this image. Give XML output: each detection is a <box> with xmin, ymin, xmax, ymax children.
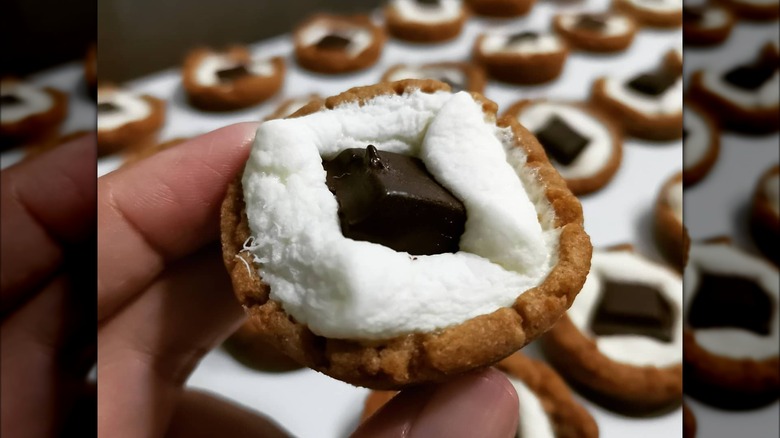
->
<box><xmin>1</xmin><ymin>77</ymin><xmax>68</xmax><ymax>152</ymax></box>
<box><xmin>96</xmin><ymin>83</ymin><xmax>165</xmax><ymax>157</ymax></box>
<box><xmin>384</xmin><ymin>0</ymin><xmax>469</xmax><ymax>43</ymax></box>
<box><xmin>553</xmin><ymin>11</ymin><xmax>638</xmax><ymax>53</ymax></box>
<box><xmin>683</xmin><ymin>3</ymin><xmax>735</xmax><ymax>47</ymax></box>
<box><xmin>294</xmin><ymin>14</ymin><xmax>386</xmax><ymax>74</ymax></box>
<box><xmin>472</xmin><ymin>31</ymin><xmax>569</xmax><ymax>85</ymax></box>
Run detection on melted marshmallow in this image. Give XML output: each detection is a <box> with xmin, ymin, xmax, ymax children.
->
<box><xmin>765</xmin><ymin>172</ymin><xmax>779</xmax><ymax>215</ymax></box>
<box><xmin>558</xmin><ymin>13</ymin><xmax>633</xmax><ymax>36</ymax></box>
<box><xmin>683</xmin><ymin>106</ymin><xmax>711</xmax><ymax>172</ymax></box>
<box><xmin>242</xmin><ymin>90</ymin><xmax>559</xmax><ymax>339</ymax></box>
<box><xmin>194</xmin><ymin>54</ymin><xmax>275</xmax><ymax>87</ymax></box>
<box><xmin>508</xmin><ymin>377</ymin><xmax>555</xmax><ymax>438</ymax></box>
<box><xmin>97</xmin><ymin>89</ymin><xmax>152</xmax><ymax>132</ymax></box>
<box><xmin>701</xmin><ymin>68</ymin><xmax>779</xmax><ymax>110</ymax></box>
<box><xmin>517</xmin><ymin>102</ymin><xmax>614</xmax><ymax>180</ymax></box>
<box><xmin>480</xmin><ymin>33</ymin><xmax>563</xmax><ymax>55</ymax></box>
<box><xmin>299</xmin><ymin>21</ymin><xmax>373</xmax><ymax>57</ymax></box>
<box><xmin>603</xmin><ymin>74</ymin><xmax>683</xmax><ymax>116</ymax></box>
<box><xmin>627</xmin><ymin>0</ymin><xmax>682</xmax><ymax>13</ymax></box>
<box><xmin>385</xmin><ymin>66</ymin><xmax>466</xmax><ymax>87</ymax></box>
<box><xmin>0</xmin><ymin>80</ymin><xmax>54</xmax><ymax>124</ymax></box>
<box><xmin>684</xmin><ymin>243</ymin><xmax>779</xmax><ymax>360</ymax></box>
<box><xmin>392</xmin><ymin>0</ymin><xmax>463</xmax><ymax>24</ymax></box>
<box><xmin>667</xmin><ymin>180</ymin><xmax>683</xmax><ymax>223</ymax></box>
<box><xmin>567</xmin><ymin>250</ymin><xmax>683</xmax><ymax>367</ymax></box>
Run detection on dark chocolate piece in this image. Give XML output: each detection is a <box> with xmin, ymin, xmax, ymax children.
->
<box><xmin>507</xmin><ymin>31</ymin><xmax>539</xmax><ymax>46</ymax></box>
<box><xmin>416</xmin><ymin>0</ymin><xmax>441</xmax><ymax>6</ymax></box>
<box><xmin>216</xmin><ymin>64</ymin><xmax>251</xmax><ymax>82</ymax></box>
<box><xmin>688</xmin><ymin>271</ymin><xmax>773</xmax><ymax>335</ymax></box>
<box><xmin>0</xmin><ymin>94</ymin><xmax>22</xmax><ymax>106</ymax></box>
<box><xmin>316</xmin><ymin>34</ymin><xmax>352</xmax><ymax>51</ymax></box>
<box><xmin>97</xmin><ymin>101</ymin><xmax>121</xmax><ymax>114</ymax></box>
<box><xmin>323</xmin><ymin>145</ymin><xmax>466</xmax><ymax>255</ymax></box>
<box><xmin>723</xmin><ymin>56</ymin><xmax>777</xmax><ymax>91</ymax></box>
<box><xmin>534</xmin><ymin>115</ymin><xmax>589</xmax><ymax>166</ymax></box>
<box><xmin>627</xmin><ymin>67</ymin><xmax>680</xmax><ymax>96</ymax></box>
<box><xmin>575</xmin><ymin>14</ymin><xmax>609</xmax><ymax>31</ymax></box>
<box><xmin>683</xmin><ymin>6</ymin><xmax>706</xmax><ymax>23</ymax></box>
<box><xmin>590</xmin><ymin>280</ymin><xmax>674</xmax><ymax>343</ymax></box>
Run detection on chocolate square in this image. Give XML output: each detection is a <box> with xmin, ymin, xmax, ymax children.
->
<box><xmin>506</xmin><ymin>31</ymin><xmax>539</xmax><ymax>46</ymax></box>
<box><xmin>627</xmin><ymin>67</ymin><xmax>680</xmax><ymax>96</ymax></box>
<box><xmin>323</xmin><ymin>145</ymin><xmax>466</xmax><ymax>255</ymax></box>
<box><xmin>0</xmin><ymin>94</ymin><xmax>22</xmax><ymax>106</ymax></box>
<box><xmin>591</xmin><ymin>280</ymin><xmax>674</xmax><ymax>343</ymax></box>
<box><xmin>688</xmin><ymin>271</ymin><xmax>773</xmax><ymax>335</ymax></box>
<box><xmin>97</xmin><ymin>102</ymin><xmax>121</xmax><ymax>114</ymax></box>
<box><xmin>723</xmin><ymin>61</ymin><xmax>777</xmax><ymax>91</ymax></box>
<box><xmin>316</xmin><ymin>34</ymin><xmax>352</xmax><ymax>51</ymax></box>
<box><xmin>534</xmin><ymin>116</ymin><xmax>589</xmax><ymax>166</ymax></box>
<box><xmin>575</xmin><ymin>14</ymin><xmax>609</xmax><ymax>32</ymax></box>
<box><xmin>683</xmin><ymin>6</ymin><xmax>706</xmax><ymax>23</ymax></box>
<box><xmin>216</xmin><ymin>64</ymin><xmax>251</xmax><ymax>82</ymax></box>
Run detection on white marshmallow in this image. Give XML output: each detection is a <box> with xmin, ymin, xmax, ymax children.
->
<box><xmin>0</xmin><ymin>80</ymin><xmax>54</xmax><ymax>125</ymax></box>
<box><xmin>480</xmin><ymin>33</ymin><xmax>563</xmax><ymax>55</ymax></box>
<box><xmin>391</xmin><ymin>0</ymin><xmax>463</xmax><ymax>24</ymax></box>
<box><xmin>97</xmin><ymin>89</ymin><xmax>152</xmax><ymax>132</ymax></box>
<box><xmin>558</xmin><ymin>13</ymin><xmax>633</xmax><ymax>36</ymax></box>
<box><xmin>299</xmin><ymin>21</ymin><xmax>373</xmax><ymax>58</ymax></box>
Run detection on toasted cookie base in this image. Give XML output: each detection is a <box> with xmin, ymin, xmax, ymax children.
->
<box><xmin>683</xmin><ymin>101</ymin><xmax>720</xmax><ymax>187</ymax></box>
<box><xmin>220</xmin><ymin>79</ymin><xmax>591</xmax><ymax>389</ymax></box>
<box><xmin>96</xmin><ymin>92</ymin><xmax>165</xmax><ymax>157</ymax></box>
<box><xmin>503</xmin><ymin>99</ymin><xmax>623</xmax><ymax>196</ymax></box>
<box><xmin>688</xmin><ymin>71</ymin><xmax>780</xmax><ymax>135</ymax></box>
<box><xmin>0</xmin><ymin>86</ymin><xmax>68</xmax><ymax>152</ymax></box>
<box><xmin>590</xmin><ymin>77</ymin><xmax>683</xmax><ymax>141</ymax></box>
<box><xmin>384</xmin><ymin>5</ymin><xmax>468</xmax><ymax>43</ymax></box>
<box><xmin>654</xmin><ymin>172</ymin><xmax>689</xmax><ymax>271</ymax></box>
<box><xmin>381</xmin><ymin>62</ymin><xmax>487</xmax><ymax>93</ymax></box>
<box><xmin>750</xmin><ymin>165</ymin><xmax>779</xmax><ymax>265</ymax></box>
<box><xmin>223</xmin><ymin>320</ymin><xmax>303</xmax><ymax>372</ymax></box>
<box><xmin>182</xmin><ymin>47</ymin><xmax>285</xmax><ymax>111</ymax></box>
<box><xmin>473</xmin><ymin>36</ymin><xmax>569</xmax><ymax>85</ymax></box>
<box><xmin>684</xmin><ymin>13</ymin><xmax>735</xmax><ymax>47</ymax></box>
<box><xmin>715</xmin><ymin>0</ymin><xmax>780</xmax><ymax>21</ymax></box>
<box><xmin>465</xmin><ymin>0</ymin><xmax>536</xmax><ymax>17</ymax></box>
<box><xmin>294</xmin><ymin>14</ymin><xmax>386</xmax><ymax>74</ymax></box>
<box><xmin>612</xmin><ymin>0</ymin><xmax>683</xmax><ymax>28</ymax></box>
<box><xmin>553</xmin><ymin>14</ymin><xmax>637</xmax><ymax>53</ymax></box>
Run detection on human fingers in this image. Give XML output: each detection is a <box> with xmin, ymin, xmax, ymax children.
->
<box><xmin>97</xmin><ymin>122</ymin><xmax>258</xmax><ymax>322</ymax></box>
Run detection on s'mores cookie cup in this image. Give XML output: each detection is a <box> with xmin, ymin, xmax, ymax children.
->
<box><xmin>97</xmin><ymin>84</ymin><xmax>165</xmax><ymax>157</ymax></box>
<box><xmin>654</xmin><ymin>172</ymin><xmax>690</xmax><ymax>270</ymax></box>
<box><xmin>750</xmin><ymin>165</ymin><xmax>779</xmax><ymax>265</ymax></box>
<box><xmin>715</xmin><ymin>0</ymin><xmax>780</xmax><ymax>21</ymax></box>
<box><xmin>689</xmin><ymin>42</ymin><xmax>779</xmax><ymax>134</ymax></box>
<box><xmin>220</xmin><ymin>80</ymin><xmax>592</xmax><ymax>388</ymax></box>
<box><xmin>84</xmin><ymin>44</ymin><xmax>97</xmax><ymax>96</ymax></box>
<box><xmin>612</xmin><ymin>0</ymin><xmax>683</xmax><ymax>28</ymax></box>
<box><xmin>684</xmin><ymin>239</ymin><xmax>780</xmax><ymax>409</ymax></box>
<box><xmin>361</xmin><ymin>353</ymin><xmax>599</xmax><ymax>438</ymax></box>
<box><xmin>553</xmin><ymin>11</ymin><xmax>638</xmax><ymax>54</ymax></box>
<box><xmin>542</xmin><ymin>246</ymin><xmax>684</xmax><ymax>416</ymax></box>
<box><xmin>294</xmin><ymin>14</ymin><xmax>386</xmax><ymax>74</ymax></box>
<box><xmin>473</xmin><ymin>31</ymin><xmax>569</xmax><ymax>85</ymax></box>
<box><xmin>384</xmin><ymin>0</ymin><xmax>469</xmax><ymax>43</ymax></box>
<box><xmin>683</xmin><ymin>101</ymin><xmax>720</xmax><ymax>186</ymax></box>
<box><xmin>590</xmin><ymin>58</ymin><xmax>683</xmax><ymax>141</ymax></box>
<box><xmin>504</xmin><ymin>99</ymin><xmax>623</xmax><ymax>196</ymax></box>
<box><xmin>182</xmin><ymin>47</ymin><xmax>285</xmax><ymax>112</ymax></box>
<box><xmin>1</xmin><ymin>77</ymin><xmax>68</xmax><ymax>151</ymax></box>
<box><xmin>465</xmin><ymin>0</ymin><xmax>536</xmax><ymax>17</ymax></box>
<box><xmin>381</xmin><ymin>62</ymin><xmax>486</xmax><ymax>92</ymax></box>
<box><xmin>263</xmin><ymin>94</ymin><xmax>323</xmax><ymax>121</ymax></box>
<box><xmin>683</xmin><ymin>3</ymin><xmax>735</xmax><ymax>47</ymax></box>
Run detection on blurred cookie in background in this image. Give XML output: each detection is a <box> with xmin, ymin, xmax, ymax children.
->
<box><xmin>473</xmin><ymin>30</ymin><xmax>569</xmax><ymax>84</ymax></box>
<box><xmin>553</xmin><ymin>11</ymin><xmax>637</xmax><ymax>53</ymax></box>
<box><xmin>683</xmin><ymin>2</ymin><xmax>735</xmax><ymax>47</ymax></box>
<box><xmin>683</xmin><ymin>100</ymin><xmax>720</xmax><ymax>187</ymax></box>
<box><xmin>294</xmin><ymin>14</ymin><xmax>386</xmax><ymax>74</ymax></box>
<box><xmin>1</xmin><ymin>77</ymin><xmax>68</xmax><ymax>152</ymax></box>
<box><xmin>381</xmin><ymin>61</ymin><xmax>486</xmax><ymax>92</ymax></box>
<box><xmin>715</xmin><ymin>0</ymin><xmax>780</xmax><ymax>21</ymax></box>
<box><xmin>750</xmin><ymin>164</ymin><xmax>779</xmax><ymax>265</ymax></box>
<box><xmin>97</xmin><ymin>84</ymin><xmax>165</xmax><ymax>157</ymax></box>
<box><xmin>654</xmin><ymin>171</ymin><xmax>690</xmax><ymax>271</ymax></box>
<box><xmin>465</xmin><ymin>0</ymin><xmax>536</xmax><ymax>17</ymax></box>
<box><xmin>612</xmin><ymin>0</ymin><xmax>683</xmax><ymax>28</ymax></box>
<box><xmin>384</xmin><ymin>0</ymin><xmax>469</xmax><ymax>43</ymax></box>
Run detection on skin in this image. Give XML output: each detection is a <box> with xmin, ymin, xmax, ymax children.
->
<box><xmin>1</xmin><ymin>125</ymin><xmax>520</xmax><ymax>437</ymax></box>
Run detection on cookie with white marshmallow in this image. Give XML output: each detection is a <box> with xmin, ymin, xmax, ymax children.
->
<box><xmin>750</xmin><ymin>165</ymin><xmax>779</xmax><ymax>265</ymax></box>
<box><xmin>542</xmin><ymin>245</ymin><xmax>684</xmax><ymax>415</ymax></box>
<box><xmin>220</xmin><ymin>79</ymin><xmax>591</xmax><ymax>388</ymax></box>
<box><xmin>182</xmin><ymin>46</ymin><xmax>284</xmax><ymax>111</ymax></box>
<box><xmin>689</xmin><ymin>42</ymin><xmax>779</xmax><ymax>134</ymax></box>
<box><xmin>465</xmin><ymin>0</ymin><xmax>536</xmax><ymax>17</ymax></box>
<box><xmin>294</xmin><ymin>14</ymin><xmax>386</xmax><ymax>74</ymax></box>
<box><xmin>654</xmin><ymin>172</ymin><xmax>690</xmax><ymax>271</ymax></box>
<box><xmin>504</xmin><ymin>99</ymin><xmax>623</xmax><ymax>196</ymax></box>
<box><xmin>553</xmin><ymin>11</ymin><xmax>638</xmax><ymax>53</ymax></box>
<box><xmin>473</xmin><ymin>31</ymin><xmax>569</xmax><ymax>85</ymax></box>
<box><xmin>683</xmin><ymin>239</ymin><xmax>779</xmax><ymax>409</ymax></box>
<box><xmin>683</xmin><ymin>100</ymin><xmax>720</xmax><ymax>186</ymax></box>
<box><xmin>715</xmin><ymin>0</ymin><xmax>779</xmax><ymax>21</ymax></box>
<box><xmin>384</xmin><ymin>0</ymin><xmax>468</xmax><ymax>43</ymax></box>
<box><xmin>263</xmin><ymin>94</ymin><xmax>323</xmax><ymax>121</ymax></box>
<box><xmin>381</xmin><ymin>62</ymin><xmax>486</xmax><ymax>92</ymax></box>
<box><xmin>683</xmin><ymin>2</ymin><xmax>735</xmax><ymax>47</ymax></box>
<box><xmin>612</xmin><ymin>0</ymin><xmax>683</xmax><ymax>28</ymax></box>
<box><xmin>1</xmin><ymin>77</ymin><xmax>68</xmax><ymax>151</ymax></box>
<box><xmin>361</xmin><ymin>353</ymin><xmax>599</xmax><ymax>438</ymax></box>
<box><xmin>590</xmin><ymin>56</ymin><xmax>683</xmax><ymax>141</ymax></box>
<box><xmin>97</xmin><ymin>84</ymin><xmax>165</xmax><ymax>157</ymax></box>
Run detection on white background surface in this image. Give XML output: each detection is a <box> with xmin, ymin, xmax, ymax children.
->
<box><xmin>3</xmin><ymin>0</ymin><xmax>776</xmax><ymax>437</ymax></box>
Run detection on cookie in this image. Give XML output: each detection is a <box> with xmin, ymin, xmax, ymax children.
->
<box><xmin>123</xmin><ymin>136</ymin><xmax>189</xmax><ymax>166</ymax></box>
<box><xmin>182</xmin><ymin>46</ymin><xmax>285</xmax><ymax>111</ymax></box>
<box><xmin>542</xmin><ymin>246</ymin><xmax>683</xmax><ymax>416</ymax></box>
<box><xmin>590</xmin><ymin>58</ymin><xmax>683</xmax><ymax>141</ymax></box>
<box><xmin>715</xmin><ymin>0</ymin><xmax>780</xmax><ymax>21</ymax></box>
<box><xmin>654</xmin><ymin>172</ymin><xmax>690</xmax><ymax>271</ymax></box>
<box><xmin>84</xmin><ymin>44</ymin><xmax>97</xmax><ymax>96</ymax></box>
<box><xmin>750</xmin><ymin>165</ymin><xmax>779</xmax><ymax>265</ymax></box>
<box><xmin>1</xmin><ymin>77</ymin><xmax>68</xmax><ymax>152</ymax></box>
<box><xmin>465</xmin><ymin>0</ymin><xmax>536</xmax><ymax>17</ymax></box>
<box><xmin>220</xmin><ymin>79</ymin><xmax>591</xmax><ymax>389</ymax></box>
<box><xmin>612</xmin><ymin>0</ymin><xmax>683</xmax><ymax>28</ymax></box>
<box><xmin>553</xmin><ymin>11</ymin><xmax>638</xmax><ymax>53</ymax></box>
<box><xmin>384</xmin><ymin>0</ymin><xmax>469</xmax><ymax>43</ymax></box>
<box><xmin>473</xmin><ymin>31</ymin><xmax>569</xmax><ymax>85</ymax></box>
<box><xmin>683</xmin><ymin>100</ymin><xmax>719</xmax><ymax>187</ymax></box>
<box><xmin>381</xmin><ymin>62</ymin><xmax>486</xmax><ymax>92</ymax></box>
<box><xmin>683</xmin><ymin>239</ymin><xmax>779</xmax><ymax>409</ymax></box>
<box><xmin>97</xmin><ymin>84</ymin><xmax>165</xmax><ymax>157</ymax></box>
<box><xmin>223</xmin><ymin>321</ymin><xmax>302</xmax><ymax>372</ymax></box>
<box><xmin>683</xmin><ymin>3</ymin><xmax>735</xmax><ymax>47</ymax></box>
<box><xmin>504</xmin><ymin>99</ymin><xmax>623</xmax><ymax>196</ymax></box>
<box><xmin>361</xmin><ymin>353</ymin><xmax>599</xmax><ymax>438</ymax></box>
<box><xmin>683</xmin><ymin>402</ymin><xmax>697</xmax><ymax>438</ymax></box>
<box><xmin>263</xmin><ymin>94</ymin><xmax>323</xmax><ymax>121</ymax></box>
<box><xmin>294</xmin><ymin>14</ymin><xmax>386</xmax><ymax>74</ymax></box>
<box><xmin>688</xmin><ymin>42</ymin><xmax>779</xmax><ymax>134</ymax></box>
